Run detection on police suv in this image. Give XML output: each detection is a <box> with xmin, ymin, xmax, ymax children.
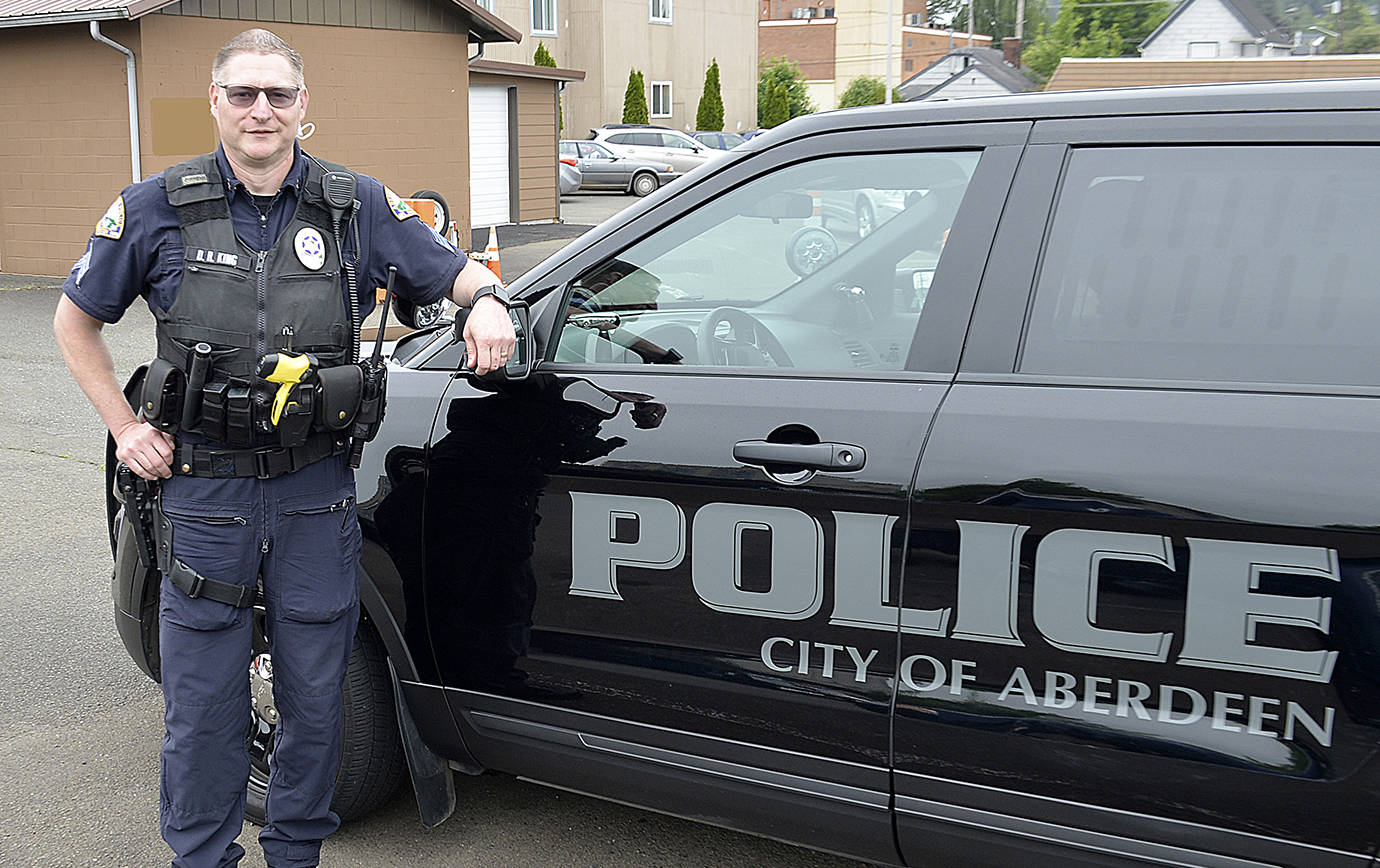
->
<box><xmin>111</xmin><ymin>79</ymin><xmax>1380</xmax><ymax>866</ymax></box>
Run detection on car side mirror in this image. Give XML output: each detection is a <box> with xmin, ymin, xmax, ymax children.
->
<box><xmin>451</xmin><ymin>299</ymin><xmax>533</xmax><ymax>382</ymax></box>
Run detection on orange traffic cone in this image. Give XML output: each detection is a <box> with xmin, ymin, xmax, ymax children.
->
<box><xmin>484</xmin><ymin>226</ymin><xmax>502</xmax><ymax>281</ymax></box>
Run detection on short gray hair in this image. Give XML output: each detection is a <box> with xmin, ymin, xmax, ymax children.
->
<box><xmin>212</xmin><ymin>29</ymin><xmax>305</xmax><ymax>88</ymax></box>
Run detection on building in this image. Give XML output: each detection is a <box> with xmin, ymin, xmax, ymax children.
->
<box><xmin>0</xmin><ymin>0</ymin><xmax>580</xmax><ymax>277</ymax></box>
<box><xmin>1138</xmin><ymin>0</ymin><xmax>1294</xmax><ymax>58</ymax></box>
<box><xmin>898</xmin><ymin>44</ymin><xmax>1038</xmax><ymax>100</ymax></box>
<box><xmin>473</xmin><ymin>1</ymin><xmax>758</xmax><ymax>138</ymax></box>
<box><xmin>759</xmin><ymin>0</ymin><xmax>991</xmax><ymax>111</ymax></box>
<box><xmin>1044</xmin><ymin>54</ymin><xmax>1380</xmax><ymax>90</ymax></box>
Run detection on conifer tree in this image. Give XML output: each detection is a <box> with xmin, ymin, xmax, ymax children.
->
<box><xmin>623</xmin><ymin>69</ymin><xmax>649</xmax><ymax>124</ymax></box>
<box><xmin>696</xmin><ymin>58</ymin><xmax>724</xmax><ymax>131</ymax></box>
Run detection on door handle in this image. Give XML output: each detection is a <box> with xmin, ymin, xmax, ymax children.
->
<box><xmin>732</xmin><ymin>440</ymin><xmax>866</xmax><ymax>472</ymax></box>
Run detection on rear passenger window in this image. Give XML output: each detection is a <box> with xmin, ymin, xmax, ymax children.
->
<box><xmin>1020</xmin><ymin>146</ymin><xmax>1380</xmax><ymax>386</ymax></box>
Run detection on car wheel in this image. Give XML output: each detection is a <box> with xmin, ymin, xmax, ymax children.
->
<box><xmin>785</xmin><ymin>226</ymin><xmax>839</xmax><ymax>277</ymax></box>
<box><xmin>409</xmin><ymin>189</ymin><xmax>451</xmax><ymax>234</ymax></box>
<box><xmin>856</xmin><ymin>198</ymin><xmax>875</xmax><ymax>239</ymax></box>
<box><xmin>630</xmin><ymin>172</ymin><xmax>659</xmax><ymax>197</ymax></box>
<box><xmin>246</xmin><ymin>610</ymin><xmax>407</xmax><ymax>825</ymax></box>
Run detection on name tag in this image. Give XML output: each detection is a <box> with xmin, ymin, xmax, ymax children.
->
<box><xmin>187</xmin><ymin>248</ymin><xmax>245</xmax><ymax>269</ymax></box>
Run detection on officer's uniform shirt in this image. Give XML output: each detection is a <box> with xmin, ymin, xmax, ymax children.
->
<box><xmin>63</xmin><ymin>144</ymin><xmax>465</xmax><ymax>323</ymax></box>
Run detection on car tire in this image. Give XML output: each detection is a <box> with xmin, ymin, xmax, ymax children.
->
<box><xmin>409</xmin><ymin>189</ymin><xmax>451</xmax><ymax>233</ymax></box>
<box><xmin>245</xmin><ymin>616</ymin><xmax>407</xmax><ymax>825</ymax></box>
<box><xmin>631</xmin><ymin>172</ymin><xmax>659</xmax><ymax>197</ymax></box>
<box><xmin>856</xmin><ymin>198</ymin><xmax>875</xmax><ymax>239</ymax></box>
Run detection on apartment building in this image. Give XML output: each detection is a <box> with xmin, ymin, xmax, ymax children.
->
<box><xmin>475</xmin><ymin>0</ymin><xmax>758</xmax><ymax>136</ymax></box>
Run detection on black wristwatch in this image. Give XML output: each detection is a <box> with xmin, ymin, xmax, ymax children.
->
<box><xmin>470</xmin><ymin>283</ymin><xmax>511</xmax><ymax>309</ymax></box>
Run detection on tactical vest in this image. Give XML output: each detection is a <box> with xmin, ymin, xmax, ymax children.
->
<box><xmin>155</xmin><ymin>153</ymin><xmax>354</xmax><ymax>446</ymax></box>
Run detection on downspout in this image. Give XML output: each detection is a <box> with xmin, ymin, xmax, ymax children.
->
<box><xmin>90</xmin><ymin>21</ymin><xmax>141</xmax><ymax>183</ymax></box>
<box><xmin>469</xmin><ymin>38</ymin><xmax>485</xmax><ymax>63</ymax></box>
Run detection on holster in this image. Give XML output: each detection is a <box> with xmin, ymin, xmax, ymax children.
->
<box><xmin>114</xmin><ymin>463</ymin><xmax>254</xmax><ymax>608</ymax></box>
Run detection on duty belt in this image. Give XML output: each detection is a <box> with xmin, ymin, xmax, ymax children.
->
<box><xmin>172</xmin><ymin>431</ymin><xmax>346</xmax><ymax>479</ymax></box>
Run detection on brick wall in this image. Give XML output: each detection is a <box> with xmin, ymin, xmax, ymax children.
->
<box><xmin>760</xmin><ymin>20</ymin><xmax>837</xmax><ymax>80</ymax></box>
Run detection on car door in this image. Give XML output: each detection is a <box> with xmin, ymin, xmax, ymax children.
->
<box><xmin>424</xmin><ymin>121</ymin><xmax>1029</xmax><ymax>863</ymax></box>
<box><xmin>576</xmin><ymin>142</ymin><xmax>622</xmax><ymax>189</ymax></box>
<box><xmin>654</xmin><ymin>132</ymin><xmax>708</xmax><ymax>172</ymax></box>
<box><xmin>894</xmin><ymin>112</ymin><xmax>1380</xmax><ymax>866</ymax></box>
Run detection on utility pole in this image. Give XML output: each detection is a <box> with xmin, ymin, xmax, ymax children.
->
<box><xmin>1016</xmin><ymin>0</ymin><xmax>1026</xmax><ymax>41</ymax></box>
<box><xmin>968</xmin><ymin>0</ymin><xmax>975</xmax><ymax>44</ymax></box>
<box><xmin>886</xmin><ymin>0</ymin><xmax>895</xmax><ymax>103</ymax></box>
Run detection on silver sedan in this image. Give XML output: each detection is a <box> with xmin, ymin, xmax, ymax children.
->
<box><xmin>559</xmin><ymin>140</ymin><xmax>680</xmax><ymax>196</ymax></box>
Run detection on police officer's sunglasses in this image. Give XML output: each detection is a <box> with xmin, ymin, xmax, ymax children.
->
<box><xmin>217</xmin><ymin>84</ymin><xmax>301</xmax><ymax>109</ymax></box>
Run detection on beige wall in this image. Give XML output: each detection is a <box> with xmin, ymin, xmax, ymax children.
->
<box><xmin>0</xmin><ymin>22</ymin><xmax>142</xmax><ymax>277</ymax></box>
<box><xmin>1</xmin><ymin>16</ymin><xmax>474</xmax><ymax>277</ymax></box>
<box><xmin>480</xmin><ymin>0</ymin><xmax>756</xmax><ymax>136</ymax></box>
<box><xmin>138</xmin><ymin>16</ymin><xmax>474</xmax><ymax>233</ymax></box>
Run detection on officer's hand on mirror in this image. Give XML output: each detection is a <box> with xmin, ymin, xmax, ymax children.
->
<box><xmin>115</xmin><ymin>419</ymin><xmax>175</xmax><ymax>480</ymax></box>
<box><xmin>463</xmin><ymin>295</ymin><xmax>517</xmax><ymax>375</ymax></box>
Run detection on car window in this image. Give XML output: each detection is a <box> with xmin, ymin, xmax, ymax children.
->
<box><xmin>1020</xmin><ymin>146</ymin><xmax>1380</xmax><ymax>387</ymax></box>
<box><xmin>559</xmin><ymin>142</ymin><xmax>577</xmax><ymax>156</ymax></box>
<box><xmin>660</xmin><ymin>133</ymin><xmax>696</xmax><ymax>150</ymax></box>
<box><xmin>553</xmin><ymin>150</ymin><xmax>980</xmax><ymax>372</ymax></box>
<box><xmin>579</xmin><ymin>142</ymin><xmax>607</xmax><ymax>159</ymax></box>
<box><xmin>693</xmin><ymin>133</ymin><xmax>716</xmax><ymax>147</ymax></box>
<box><xmin>722</xmin><ymin>133</ymin><xmax>746</xmax><ymax>148</ymax></box>
<box><xmin>607</xmin><ymin>133</ymin><xmax>632</xmax><ymax>145</ymax></box>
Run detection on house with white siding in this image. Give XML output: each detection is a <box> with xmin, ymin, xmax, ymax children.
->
<box><xmin>897</xmin><ymin>46</ymin><xmax>1038</xmax><ymax>101</ymax></box>
<box><xmin>1139</xmin><ymin>0</ymin><xmax>1294</xmax><ymax>58</ymax></box>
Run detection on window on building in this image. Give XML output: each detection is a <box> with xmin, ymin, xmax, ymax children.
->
<box><xmin>650</xmin><ymin>0</ymin><xmax>672</xmax><ymax>23</ymax></box>
<box><xmin>905</xmin><ymin>59</ymin><xmax>914</xmax><ymax>71</ymax></box>
<box><xmin>475</xmin><ymin>0</ymin><xmax>494</xmax><ymax>9</ymax></box>
<box><xmin>1020</xmin><ymin>145</ymin><xmax>1380</xmax><ymax>386</ymax></box>
<box><xmin>650</xmin><ymin>81</ymin><xmax>672</xmax><ymax>117</ymax></box>
<box><xmin>1187</xmin><ymin>41</ymin><xmax>1219</xmax><ymax>57</ymax></box>
<box><xmin>532</xmin><ymin>0</ymin><xmax>556</xmax><ymax>35</ymax></box>
<box><xmin>1240</xmin><ymin>42</ymin><xmax>1261</xmax><ymax>56</ymax></box>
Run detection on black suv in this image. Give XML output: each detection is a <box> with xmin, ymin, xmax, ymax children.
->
<box><xmin>113</xmin><ymin>79</ymin><xmax>1380</xmax><ymax>866</ymax></box>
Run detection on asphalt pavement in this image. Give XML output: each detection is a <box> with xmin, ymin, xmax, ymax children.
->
<box><xmin>0</xmin><ymin>191</ymin><xmax>868</xmax><ymax>867</ymax></box>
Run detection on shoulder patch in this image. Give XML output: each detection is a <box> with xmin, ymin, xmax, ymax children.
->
<box><xmin>384</xmin><ymin>187</ymin><xmax>418</xmax><ymax>222</ymax></box>
<box><xmin>95</xmin><ymin>196</ymin><xmax>125</xmax><ymax>240</ymax></box>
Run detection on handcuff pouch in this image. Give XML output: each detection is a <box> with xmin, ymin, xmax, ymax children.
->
<box><xmin>315</xmin><ymin>364</ymin><xmax>364</xmax><ymax>431</ymax></box>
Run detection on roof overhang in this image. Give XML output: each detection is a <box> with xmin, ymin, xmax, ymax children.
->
<box><xmin>453</xmin><ymin>0</ymin><xmax>521</xmax><ymax>44</ymax></box>
<box><xmin>469</xmin><ymin>58</ymin><xmax>585</xmax><ymax>82</ymax></box>
<box><xmin>0</xmin><ymin>0</ymin><xmax>520</xmax><ymax>39</ymax></box>
<box><xmin>0</xmin><ymin>0</ymin><xmax>174</xmax><ymax>28</ymax></box>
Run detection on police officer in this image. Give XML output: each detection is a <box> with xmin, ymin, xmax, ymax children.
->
<box><xmin>52</xmin><ymin>29</ymin><xmax>513</xmax><ymax>868</ymax></box>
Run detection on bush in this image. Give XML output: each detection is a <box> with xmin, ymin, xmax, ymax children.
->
<box><xmin>838</xmin><ymin>76</ymin><xmax>893</xmax><ymax>108</ymax></box>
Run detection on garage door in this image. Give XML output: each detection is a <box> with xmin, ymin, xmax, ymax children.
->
<box><xmin>469</xmin><ymin>85</ymin><xmax>510</xmax><ymax>228</ymax></box>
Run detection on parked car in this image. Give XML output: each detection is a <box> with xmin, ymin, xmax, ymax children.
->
<box><xmin>589</xmin><ymin>125</ymin><xmax>715</xmax><ymax>173</ymax></box>
<box><xmin>559</xmin><ymin>140</ymin><xmax>677</xmax><ymax>196</ymax></box>
<box><xmin>691</xmin><ymin>130</ymin><xmax>748</xmax><ymax>150</ymax></box>
<box><xmin>111</xmin><ymin>79</ymin><xmax>1380</xmax><ymax>866</ymax></box>
<box><xmin>557</xmin><ymin>156</ymin><xmax>582</xmax><ymax>196</ymax></box>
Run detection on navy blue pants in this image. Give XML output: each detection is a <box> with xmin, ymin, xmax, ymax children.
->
<box><xmin>157</xmin><ymin>455</ymin><xmax>360</xmax><ymax>868</ymax></box>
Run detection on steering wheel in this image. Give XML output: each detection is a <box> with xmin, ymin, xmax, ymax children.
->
<box><xmin>696</xmin><ymin>307</ymin><xmax>793</xmax><ymax>367</ymax></box>
<box><xmin>786</xmin><ymin>226</ymin><xmax>839</xmax><ymax>277</ymax></box>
